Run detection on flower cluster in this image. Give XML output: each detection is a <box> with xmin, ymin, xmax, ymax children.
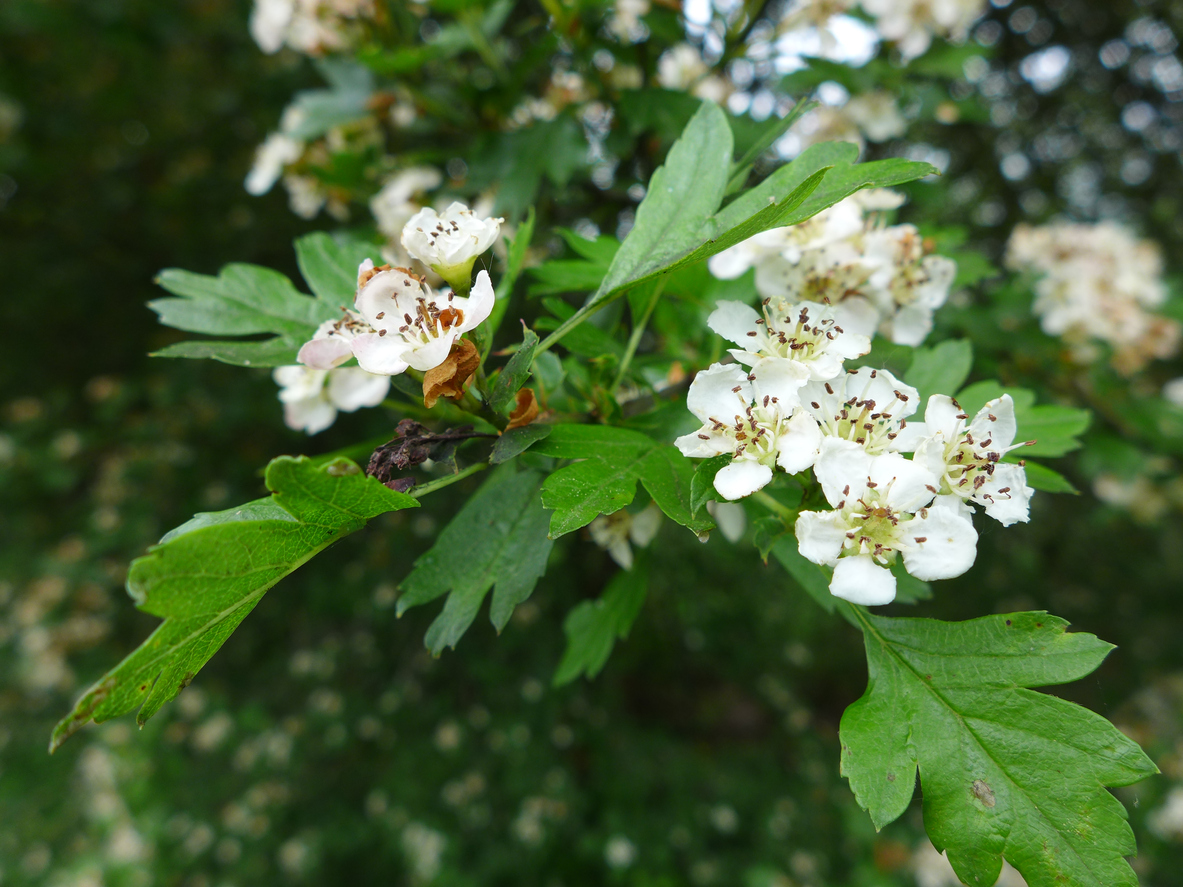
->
<box><xmin>1006</xmin><ymin>221</ymin><xmax>1180</xmax><ymax>375</ymax></box>
<box><xmin>779</xmin><ymin>0</ymin><xmax>989</xmax><ymax>61</ymax></box>
<box><xmin>677</xmin><ymin>287</ymin><xmax>1032</xmax><ymax>606</ymax></box>
<box><xmin>710</xmin><ymin>190</ymin><xmax>956</xmax><ymax>347</ymax></box>
<box><xmin>274</xmin><ymin>203</ymin><xmax>502</xmax><ymax>432</ymax></box>
<box><xmin>250</xmin><ymin>0</ymin><xmax>375</xmax><ymax>56</ymax></box>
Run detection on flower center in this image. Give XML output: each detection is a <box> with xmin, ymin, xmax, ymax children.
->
<box><xmin>758</xmin><ymin>299</ymin><xmax>845</xmax><ymax>363</ymax></box>
<box><xmin>811</xmin><ymin>376</ymin><xmax>912</xmax><ymax>455</ymax></box>
<box><xmin>834</xmin><ymin>488</ymin><xmax>913</xmax><ymax>564</ymax></box>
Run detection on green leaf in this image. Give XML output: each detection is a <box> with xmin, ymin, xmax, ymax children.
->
<box><xmin>51</xmin><ymin>458</ymin><xmax>417</xmax><ymax>750</ymax></box>
<box><xmin>486</xmin><ymin>206</ymin><xmax>536</xmax><ymax>344</ymax></box>
<box><xmin>907</xmin><ymin>339</ymin><xmax>973</xmax><ymax>404</ymax></box>
<box><xmin>536</xmin><ymin>426</ymin><xmax>709</xmax><ymax>536</ymax></box>
<box><xmin>150</xmin><ymin>263</ymin><xmax>338</xmax><ymax>366</ymax></box>
<box><xmin>489</xmin><ymin>327</ymin><xmax>540</xmax><ymax>414</ymax></box>
<box><xmin>690</xmin><ymin>453</ymin><xmax>733</xmax><ymax>517</ymax></box>
<box><xmin>294</xmin><ymin>231</ymin><xmax>379</xmax><ymax>312</ymax></box>
<box><xmin>955</xmin><ymin>381</ymin><xmax>1090</xmax><ymax>458</ymax></box>
<box><xmin>397</xmin><ymin>466</ymin><xmax>553</xmax><ymax>654</ymax></box>
<box><xmin>1022</xmin><ymin>461</ymin><xmax>1079</xmax><ymax>494</ymax></box>
<box><xmin>490</xmin><ymin>424</ymin><xmax>553</xmax><ymax>465</ymax></box>
<box><xmin>841</xmin><ymin>609</ymin><xmax>1157</xmax><ymax>887</ymax></box>
<box><xmin>553</xmin><ymin>559</ymin><xmax>649</xmax><ymax>686</ymax></box>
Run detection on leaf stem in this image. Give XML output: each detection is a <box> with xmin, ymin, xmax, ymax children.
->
<box><xmin>611</xmin><ymin>279</ymin><xmax>667</xmax><ymax>394</ymax></box>
<box><xmin>750</xmin><ymin>489</ymin><xmax>796</xmax><ymax>525</ymax></box>
<box><xmin>410</xmin><ymin>462</ymin><xmax>488</xmax><ymax>498</ymax></box>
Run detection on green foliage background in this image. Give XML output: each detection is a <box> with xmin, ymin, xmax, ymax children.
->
<box><xmin>3</xmin><ymin>0</ymin><xmax>1183</xmax><ymax>884</ymax></box>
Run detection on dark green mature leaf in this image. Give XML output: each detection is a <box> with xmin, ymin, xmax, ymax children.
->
<box><xmin>490</xmin><ymin>424</ymin><xmax>553</xmax><ymax>465</ymax></box>
<box><xmin>690</xmin><ymin>453</ymin><xmax>732</xmax><ymax>517</ymax></box>
<box><xmin>150</xmin><ymin>262</ymin><xmax>339</xmax><ymax>367</ymax></box>
<box><xmin>51</xmin><ymin>458</ymin><xmax>417</xmax><ymax>750</ymax></box>
<box><xmin>1023</xmin><ymin>461</ymin><xmax>1079</xmax><ymax>494</ymax></box>
<box><xmin>397</xmin><ymin>466</ymin><xmax>552</xmax><ymax>654</ymax></box>
<box><xmin>535</xmin><ymin>425</ymin><xmax>712</xmax><ymax>536</ymax></box>
<box><xmin>841</xmin><ymin>609</ymin><xmax>1157</xmax><ymax>887</ymax></box>
<box><xmin>771</xmin><ymin>536</ymin><xmax>837</xmax><ymax>614</ymax></box>
<box><xmin>908</xmin><ymin>339</ymin><xmax>973</xmax><ymax>404</ymax></box>
<box><xmin>295</xmin><ymin>231</ymin><xmax>378</xmax><ymax>312</ymax></box>
<box><xmin>553</xmin><ymin>559</ymin><xmax>649</xmax><ymax>686</ymax></box>
<box><xmin>489</xmin><ymin>327</ymin><xmax>540</xmax><ymax>414</ymax></box>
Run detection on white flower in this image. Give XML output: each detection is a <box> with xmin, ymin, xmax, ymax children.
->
<box><xmin>1149</xmin><ymin>786</ymin><xmax>1183</xmax><ymax>841</ymax></box>
<box><xmin>843</xmin><ymin>91</ymin><xmax>908</xmax><ymax>142</ymax></box>
<box><xmin>751</xmin><ymin>247</ymin><xmax>881</xmax><ymax>337</ymax></box>
<box><xmin>370</xmin><ymin>167</ymin><xmax>443</xmax><ymax>241</ymax></box>
<box><xmin>708</xmin><ymin>298</ymin><xmax>871</xmax><ymax>382</ymax></box>
<box><xmin>245</xmin><ymin>133</ymin><xmax>303</xmax><ymax>195</ymax></box>
<box><xmin>801</xmin><ymin>367</ymin><xmax>924</xmax><ymax>455</ymax></box>
<box><xmin>589</xmin><ymin>504</ymin><xmax>662</xmax><ymax>570</ymax></box>
<box><xmin>795</xmin><ymin>451</ymin><xmax>975</xmax><ymax>605</ymax></box>
<box><xmin>656</xmin><ymin>43</ymin><xmax>709</xmax><ymax>91</ymax></box>
<box><xmin>1164</xmin><ymin>377</ymin><xmax>1183</xmax><ymax>407</ymax></box>
<box><xmin>250</xmin><ymin>0</ymin><xmax>294</xmax><ymax>53</ymax></box>
<box><xmin>607</xmin><ymin>0</ymin><xmax>650</xmax><ymax>42</ymax></box>
<box><xmin>862</xmin><ymin>0</ymin><xmax>987</xmax><ymax>60</ymax></box>
<box><xmin>401</xmin><ymin>202</ymin><xmax>503</xmax><ymax>291</ymax></box>
<box><xmin>282</xmin><ymin>173</ymin><xmax>327</xmax><ymax>219</ymax></box>
<box><xmin>273</xmin><ymin>364</ymin><xmax>389</xmax><ymax>434</ymax></box>
<box><xmin>861</xmin><ymin>225</ymin><xmax>956</xmax><ymax>346</ymax></box>
<box><xmin>707</xmin><ymin>501</ymin><xmax>747</xmax><ymax>542</ymax></box>
<box><xmin>297</xmin><ymin>309</ymin><xmax>371</xmax><ymax>370</ymax></box>
<box><xmin>913</xmin><ymin>394</ymin><xmax>1034</xmax><ymax>526</ymax></box>
<box><xmin>675</xmin><ymin>363</ymin><xmax>820</xmax><ymax>500</ymax></box>
<box><xmin>350</xmin><ymin>265</ymin><xmax>495</xmax><ymax>375</ymax></box>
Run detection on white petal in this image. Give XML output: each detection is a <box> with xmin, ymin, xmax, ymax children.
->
<box><xmin>831</xmin><ymin>297</ymin><xmax>880</xmax><ymax>342</ymax></box>
<box><xmin>923</xmin><ymin>395</ymin><xmax>963</xmax><ymax>438</ymax></box>
<box><xmin>871</xmin><ymin>452</ymin><xmax>939</xmax><ymax>512</ymax></box>
<box><xmin>629</xmin><ymin>504</ymin><xmax>664</xmax><ymax>547</ymax></box>
<box><xmin>814</xmin><ymin>438</ymin><xmax>874</xmax><ymax>507</ymax></box>
<box><xmin>884</xmin><ymin>302</ymin><xmax>934</xmax><ymax>347</ymax></box>
<box><xmin>750</xmin><ymin>357</ymin><xmax>810</xmax><ymax>410</ymax></box>
<box><xmin>355</xmin><ymin>269</ymin><xmax>426</xmax><ymax>328</ymax></box>
<box><xmin>674</xmin><ymin>428</ymin><xmax>735</xmax><ymax>459</ymax></box>
<box><xmin>830</xmin><ymin>556</ymin><xmax>897</xmax><ymax>606</ymax></box>
<box><xmin>274</xmin><ymin>365</ymin><xmax>327</xmax><ymax>402</ymax></box>
<box><xmin>794</xmin><ymin>510</ymin><xmax>848</xmax><ymax>566</ymax></box>
<box><xmin>707</xmin><ymin>501</ymin><xmax>747</xmax><ymax>543</ymax></box>
<box><xmin>969</xmin><ymin>395</ymin><xmax>1017</xmax><ymax>450</ymax></box>
<box><xmin>456</xmin><ymin>270</ymin><xmax>495</xmax><ymax>332</ymax></box>
<box><xmin>351</xmin><ymin>333</ymin><xmax>411</xmax><ymax>376</ymax></box>
<box><xmin>608</xmin><ymin>540</ymin><xmax>634</xmax><ymax>571</ymax></box>
<box><xmin>775</xmin><ymin>411</ymin><xmax>823</xmax><ymax>474</ymax></box>
<box><xmin>283</xmin><ymin>396</ymin><xmax>337</xmax><ymax>435</ymax></box>
<box><xmin>327</xmin><ymin>367</ymin><xmax>391</xmax><ymax>411</ymax></box>
<box><xmin>403</xmin><ymin>331</ymin><xmax>458</xmax><ymax>372</ymax></box>
<box><xmin>713</xmin><ymin>460</ymin><xmax>773</xmax><ymax>500</ymax></box>
<box><xmin>902</xmin><ymin>502</ymin><xmax>978</xmax><ymax>581</ymax></box>
<box><xmin>978</xmin><ymin>463</ymin><xmax>1032</xmax><ymax>526</ymax></box>
<box><xmin>707</xmin><ymin>301</ymin><xmax>762</xmax><ymax>347</ymax></box>
<box><xmin>298</xmin><ymin>334</ymin><xmax>355</xmax><ymax>370</ymax></box>
<box><xmin>686</xmin><ymin>363</ymin><xmax>752</xmax><ymax>424</ymax></box>
<box><xmin>707</xmin><ymin>245</ymin><xmax>754</xmax><ymax>280</ymax></box>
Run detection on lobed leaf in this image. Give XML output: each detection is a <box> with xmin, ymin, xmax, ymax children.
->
<box><xmin>908</xmin><ymin>339</ymin><xmax>974</xmax><ymax>405</ymax></box>
<box><xmin>398</xmin><ymin>465</ymin><xmax>553</xmax><ymax>654</ymax></box>
<box><xmin>51</xmin><ymin>458</ymin><xmax>416</xmax><ymax>750</ymax></box>
<box><xmin>840</xmin><ymin>609</ymin><xmax>1157</xmax><ymax>887</ymax></box>
<box><xmin>294</xmin><ymin>231</ymin><xmax>378</xmax><ymax>312</ymax></box>
<box><xmin>553</xmin><ymin>559</ymin><xmax>649</xmax><ymax>686</ymax></box>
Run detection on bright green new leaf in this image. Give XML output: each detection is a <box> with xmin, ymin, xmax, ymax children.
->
<box><xmin>535</xmin><ymin>426</ymin><xmax>712</xmax><ymax>537</ymax></box>
<box><xmin>553</xmin><ymin>559</ymin><xmax>649</xmax><ymax>686</ymax></box>
<box><xmin>150</xmin><ymin>262</ymin><xmax>339</xmax><ymax>367</ymax></box>
<box><xmin>489</xmin><ymin>327</ymin><xmax>540</xmax><ymax>414</ymax></box>
<box><xmin>841</xmin><ymin>609</ymin><xmax>1157</xmax><ymax>887</ymax></box>
<box><xmin>397</xmin><ymin>466</ymin><xmax>552</xmax><ymax>655</ymax></box>
<box><xmin>295</xmin><ymin>231</ymin><xmax>379</xmax><ymax>312</ymax></box>
<box><xmin>51</xmin><ymin>457</ymin><xmax>417</xmax><ymax>751</ymax></box>
<box><xmin>907</xmin><ymin>339</ymin><xmax>974</xmax><ymax>404</ymax></box>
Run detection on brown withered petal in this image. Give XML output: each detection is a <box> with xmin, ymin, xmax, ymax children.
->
<box><xmin>422</xmin><ymin>338</ymin><xmax>480</xmax><ymax>408</ymax></box>
<box><xmin>505</xmin><ymin>388</ymin><xmax>539</xmax><ymax>430</ymax></box>
<box><xmin>357</xmin><ymin>262</ymin><xmax>394</xmax><ymax>289</ymax></box>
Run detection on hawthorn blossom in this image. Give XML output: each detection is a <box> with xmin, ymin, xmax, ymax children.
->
<box><xmin>589</xmin><ymin>504</ymin><xmax>663</xmax><ymax>570</ymax></box>
<box><xmin>607</xmin><ymin>0</ymin><xmax>649</xmax><ymax>42</ymax></box>
<box><xmin>297</xmin><ymin>309</ymin><xmax>370</xmax><ymax>370</ymax></box>
<box><xmin>674</xmin><ymin>362</ymin><xmax>821</xmax><ymax>500</ymax></box>
<box><xmin>801</xmin><ymin>367</ymin><xmax>923</xmax><ymax>453</ymax></box>
<box><xmin>795</xmin><ymin>450</ymin><xmax>977</xmax><ymax>605</ymax></box>
<box><xmin>245</xmin><ymin>133</ymin><xmax>303</xmax><ymax>195</ymax></box>
<box><xmin>912</xmin><ymin>394</ymin><xmax>1034</xmax><ymax>526</ymax></box>
<box><xmin>860</xmin><ymin>0</ymin><xmax>987</xmax><ymax>59</ymax></box>
<box><xmin>861</xmin><ymin>225</ymin><xmax>956</xmax><ymax>346</ymax></box>
<box><xmin>707</xmin><ymin>298</ymin><xmax>872</xmax><ymax>381</ymax></box>
<box><xmin>273</xmin><ymin>365</ymin><xmax>389</xmax><ymax>434</ymax></box>
<box><xmin>401</xmin><ymin>203</ymin><xmax>503</xmax><ymax>291</ymax></box>
<box><xmin>370</xmin><ymin>167</ymin><xmax>443</xmax><ymax>241</ymax></box>
<box><xmin>843</xmin><ymin>91</ymin><xmax>908</xmax><ymax>142</ymax></box>
<box><xmin>350</xmin><ymin>265</ymin><xmax>495</xmax><ymax>376</ymax></box>
<box><xmin>250</xmin><ymin>0</ymin><xmax>375</xmax><ymax>56</ymax></box>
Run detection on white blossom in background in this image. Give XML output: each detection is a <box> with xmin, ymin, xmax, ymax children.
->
<box><xmin>401</xmin><ymin>202</ymin><xmax>503</xmax><ymax>292</ymax></box>
<box><xmin>1148</xmin><ymin>785</ymin><xmax>1183</xmax><ymax>840</ymax></box>
<box><xmin>282</xmin><ymin>173</ymin><xmax>329</xmax><ymax>219</ymax></box>
<box><xmin>674</xmin><ymin>362</ymin><xmax>820</xmax><ymax>500</ymax></box>
<box><xmin>1006</xmin><ymin>221</ymin><xmax>1180</xmax><ymax>375</ymax></box>
<box><xmin>370</xmin><ymin>168</ymin><xmax>443</xmax><ymax>242</ymax></box>
<box><xmin>913</xmin><ymin>394</ymin><xmax>1034</xmax><ymax>526</ymax></box>
<box><xmin>245</xmin><ymin>133</ymin><xmax>303</xmax><ymax>195</ymax></box>
<box><xmin>709</xmin><ymin>190</ymin><xmax>955</xmax><ymax>347</ymax></box>
<box><xmin>655</xmin><ymin>43</ymin><xmax>732</xmax><ymax>103</ymax></box>
<box><xmin>250</xmin><ymin>0</ymin><xmax>375</xmax><ymax>56</ymax></box>
<box><xmin>607</xmin><ymin>0</ymin><xmax>650</xmax><ymax>43</ymax></box>
<box><xmin>589</xmin><ymin>504</ymin><xmax>663</xmax><ymax>570</ymax></box>
<box><xmin>795</xmin><ymin>449</ymin><xmax>976</xmax><ymax>605</ymax></box>
<box><xmin>843</xmin><ymin>90</ymin><xmax>909</xmax><ymax>142</ymax></box>
<box><xmin>351</xmin><ymin>265</ymin><xmax>495</xmax><ymax>375</ymax></box>
<box><xmin>1164</xmin><ymin>377</ymin><xmax>1183</xmax><ymax>407</ymax></box>
<box><xmin>859</xmin><ymin>0</ymin><xmax>988</xmax><ymax>59</ymax></box>
<box><xmin>273</xmin><ymin>365</ymin><xmax>389</xmax><ymax>434</ymax></box>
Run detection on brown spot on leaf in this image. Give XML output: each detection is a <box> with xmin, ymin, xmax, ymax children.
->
<box><xmin>972</xmin><ymin>779</ymin><xmax>996</xmax><ymax>808</ymax></box>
